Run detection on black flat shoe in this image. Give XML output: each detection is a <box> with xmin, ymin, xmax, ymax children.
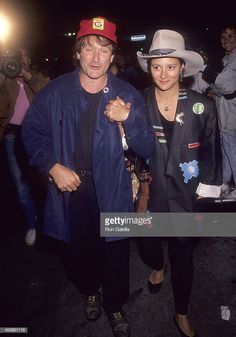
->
<box><xmin>173</xmin><ymin>315</ymin><xmax>198</xmax><ymax>337</ymax></box>
<box><xmin>147</xmin><ymin>264</ymin><xmax>167</xmax><ymax>294</ymax></box>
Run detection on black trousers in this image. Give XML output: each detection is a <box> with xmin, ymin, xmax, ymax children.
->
<box><xmin>68</xmin><ymin>175</ymin><xmax>129</xmax><ymax>313</ymax></box>
<box><xmin>139</xmin><ymin>237</ymin><xmax>198</xmax><ymax>315</ymax></box>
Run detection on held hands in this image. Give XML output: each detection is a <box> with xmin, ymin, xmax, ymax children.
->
<box><xmin>49</xmin><ymin>163</ymin><xmax>81</xmax><ymax>193</ymax></box>
<box><xmin>104</xmin><ymin>96</ymin><xmax>131</xmax><ymax>122</ymax></box>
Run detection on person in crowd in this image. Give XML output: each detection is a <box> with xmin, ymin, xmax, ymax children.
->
<box><xmin>21</xmin><ymin>16</ymin><xmax>154</xmax><ymax>337</ymax></box>
<box><xmin>0</xmin><ymin>47</ymin><xmax>49</xmax><ymax>245</ymax></box>
<box><xmin>31</xmin><ymin>63</ymin><xmax>54</xmax><ymax>81</ymax></box>
<box><xmin>107</xmin><ymin>29</ymin><xmax>222</xmax><ymax>337</ymax></box>
<box><xmin>123</xmin><ymin>54</ymin><xmax>140</xmax><ymax>88</ymax></box>
<box><xmin>110</xmin><ymin>52</ymin><xmax>130</xmax><ymax>82</ymax></box>
<box><xmin>204</xmin><ymin>24</ymin><xmax>236</xmax><ymax>198</ymax></box>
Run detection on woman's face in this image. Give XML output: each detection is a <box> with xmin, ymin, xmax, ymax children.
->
<box><xmin>150</xmin><ymin>57</ymin><xmax>184</xmax><ymax>91</ymax></box>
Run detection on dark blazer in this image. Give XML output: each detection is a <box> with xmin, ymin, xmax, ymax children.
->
<box><xmin>22</xmin><ymin>68</ymin><xmax>155</xmax><ymax>242</ymax></box>
<box><xmin>142</xmin><ymin>86</ymin><xmax>222</xmax><ymax>212</ymax></box>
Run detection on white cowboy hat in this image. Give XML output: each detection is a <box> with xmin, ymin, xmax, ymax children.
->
<box><xmin>137</xmin><ymin>29</ymin><xmax>204</xmax><ymax>77</ymax></box>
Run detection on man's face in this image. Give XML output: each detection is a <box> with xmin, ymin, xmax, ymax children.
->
<box><xmin>76</xmin><ymin>36</ymin><xmax>114</xmax><ymax>80</ymax></box>
<box><xmin>220</xmin><ymin>28</ymin><xmax>236</xmax><ymax>54</ymax></box>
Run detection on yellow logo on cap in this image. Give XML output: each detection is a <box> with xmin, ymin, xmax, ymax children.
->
<box><xmin>93</xmin><ymin>18</ymin><xmax>105</xmax><ymax>31</ymax></box>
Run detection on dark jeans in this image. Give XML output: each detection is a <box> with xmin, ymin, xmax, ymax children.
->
<box><xmin>68</xmin><ymin>175</ymin><xmax>129</xmax><ymax>313</ymax></box>
<box><xmin>139</xmin><ymin>236</ymin><xmax>198</xmax><ymax>315</ymax></box>
<box><xmin>4</xmin><ymin>128</ymin><xmax>37</xmax><ymax>229</ymax></box>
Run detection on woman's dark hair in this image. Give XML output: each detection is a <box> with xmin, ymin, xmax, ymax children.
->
<box><xmin>221</xmin><ymin>24</ymin><xmax>236</xmax><ymax>34</ymax></box>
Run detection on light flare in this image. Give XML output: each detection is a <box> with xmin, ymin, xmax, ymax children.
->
<box><xmin>0</xmin><ymin>13</ymin><xmax>11</xmax><ymax>42</ymax></box>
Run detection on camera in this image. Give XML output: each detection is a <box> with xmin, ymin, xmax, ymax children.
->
<box><xmin>0</xmin><ymin>49</ymin><xmax>22</xmax><ymax>78</ymax></box>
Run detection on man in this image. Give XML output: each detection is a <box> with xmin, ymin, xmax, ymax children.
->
<box><xmin>22</xmin><ymin>17</ymin><xmax>154</xmax><ymax>337</ymax></box>
<box><xmin>0</xmin><ymin>47</ymin><xmax>49</xmax><ymax>245</ymax></box>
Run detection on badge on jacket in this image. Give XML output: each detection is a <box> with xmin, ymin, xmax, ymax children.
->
<box><xmin>192</xmin><ymin>103</ymin><xmax>204</xmax><ymax>114</ymax></box>
<box><xmin>179</xmin><ymin>160</ymin><xmax>199</xmax><ymax>183</ymax></box>
<box><xmin>176</xmin><ymin>112</ymin><xmax>184</xmax><ymax>125</ymax></box>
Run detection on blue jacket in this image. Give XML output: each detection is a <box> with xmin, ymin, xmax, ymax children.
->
<box><xmin>22</xmin><ymin>68</ymin><xmax>155</xmax><ymax>242</ymax></box>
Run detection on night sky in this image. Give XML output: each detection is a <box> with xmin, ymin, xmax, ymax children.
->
<box><xmin>1</xmin><ymin>0</ymin><xmax>235</xmax><ymax>75</ymax></box>
<box><xmin>1</xmin><ymin>0</ymin><xmax>234</xmax><ymax>33</ymax></box>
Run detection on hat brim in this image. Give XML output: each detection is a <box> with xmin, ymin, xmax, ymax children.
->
<box><xmin>137</xmin><ymin>50</ymin><xmax>204</xmax><ymax>77</ymax></box>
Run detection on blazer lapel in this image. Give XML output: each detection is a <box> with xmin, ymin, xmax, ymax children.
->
<box><xmin>146</xmin><ymin>86</ymin><xmax>168</xmax><ymax>161</ymax></box>
<box><xmin>168</xmin><ymin>88</ymin><xmax>188</xmax><ymax>154</ymax></box>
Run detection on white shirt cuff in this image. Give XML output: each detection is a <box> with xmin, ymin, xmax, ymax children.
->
<box><xmin>196</xmin><ymin>183</ymin><xmax>221</xmax><ymax>198</ymax></box>
<box><xmin>122</xmin><ymin>135</ymin><xmax>128</xmax><ymax>150</ymax></box>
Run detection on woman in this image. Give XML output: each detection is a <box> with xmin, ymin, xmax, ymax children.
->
<box><xmin>105</xmin><ymin>29</ymin><xmax>222</xmax><ymax>337</ymax></box>
<box><xmin>136</xmin><ymin>29</ymin><xmax>222</xmax><ymax>337</ymax></box>
<box><xmin>212</xmin><ymin>24</ymin><xmax>236</xmax><ymax>199</ymax></box>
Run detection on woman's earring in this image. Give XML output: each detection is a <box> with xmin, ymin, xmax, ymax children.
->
<box><xmin>180</xmin><ymin>71</ymin><xmax>183</xmax><ymax>82</ymax></box>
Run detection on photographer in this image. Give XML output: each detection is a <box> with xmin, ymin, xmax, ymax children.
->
<box><xmin>0</xmin><ymin>47</ymin><xmax>49</xmax><ymax>245</ymax></box>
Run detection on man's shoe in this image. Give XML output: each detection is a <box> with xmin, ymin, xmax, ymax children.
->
<box><xmin>25</xmin><ymin>229</ymin><xmax>36</xmax><ymax>246</ymax></box>
<box><xmin>84</xmin><ymin>289</ymin><xmax>102</xmax><ymax>321</ymax></box>
<box><xmin>109</xmin><ymin>311</ymin><xmax>131</xmax><ymax>337</ymax></box>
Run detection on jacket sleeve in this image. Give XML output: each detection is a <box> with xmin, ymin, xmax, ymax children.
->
<box><xmin>213</xmin><ymin>61</ymin><xmax>236</xmax><ymax>96</ymax></box>
<box><xmin>21</xmin><ymin>91</ymin><xmax>58</xmax><ymax>174</ymax></box>
<box><xmin>198</xmin><ymin>99</ymin><xmax>222</xmax><ymax>188</ymax></box>
<box><xmin>122</xmin><ymin>90</ymin><xmax>155</xmax><ymax>159</ymax></box>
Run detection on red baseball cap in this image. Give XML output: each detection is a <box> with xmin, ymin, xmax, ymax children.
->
<box><xmin>77</xmin><ymin>17</ymin><xmax>117</xmax><ymax>44</ymax></box>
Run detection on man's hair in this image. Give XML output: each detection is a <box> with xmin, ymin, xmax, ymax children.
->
<box><xmin>75</xmin><ymin>35</ymin><xmax>116</xmax><ymax>54</ymax></box>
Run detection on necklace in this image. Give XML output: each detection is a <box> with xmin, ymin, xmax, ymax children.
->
<box><xmin>157</xmin><ymin>96</ymin><xmax>172</xmax><ymax>112</ymax></box>
<box><xmin>155</xmin><ymin>87</ymin><xmax>179</xmax><ymax>115</ymax></box>
<box><xmin>158</xmin><ymin>98</ymin><xmax>177</xmax><ymax>121</ymax></box>
<box><xmin>160</xmin><ymin>101</ymin><xmax>170</xmax><ymax>111</ymax></box>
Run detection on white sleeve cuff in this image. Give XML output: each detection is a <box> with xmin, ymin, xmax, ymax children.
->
<box><xmin>196</xmin><ymin>182</ymin><xmax>221</xmax><ymax>198</ymax></box>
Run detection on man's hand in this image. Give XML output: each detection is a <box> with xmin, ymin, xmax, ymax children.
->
<box><xmin>104</xmin><ymin>96</ymin><xmax>131</xmax><ymax>122</ymax></box>
<box><xmin>49</xmin><ymin>163</ymin><xmax>81</xmax><ymax>192</ymax></box>
<box><xmin>19</xmin><ymin>68</ymin><xmax>32</xmax><ymax>81</ymax></box>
